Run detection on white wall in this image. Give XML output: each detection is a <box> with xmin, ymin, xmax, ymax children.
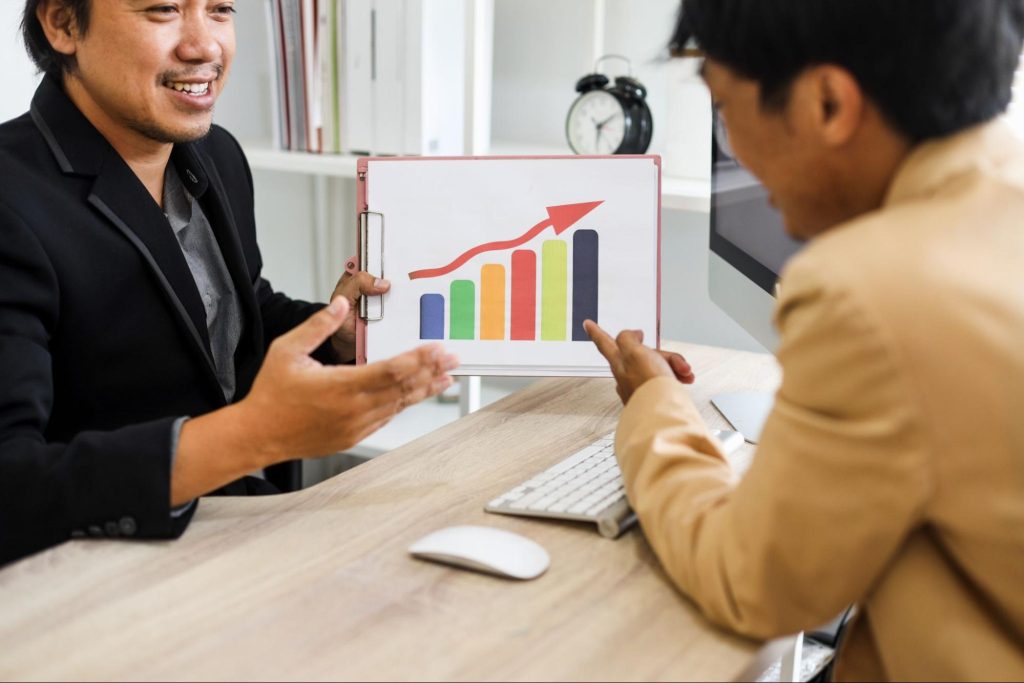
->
<box><xmin>214</xmin><ymin>2</ymin><xmax>275</xmax><ymax>144</ymax></box>
<box><xmin>0</xmin><ymin>3</ymin><xmax>42</xmax><ymax>123</ymax></box>
<box><xmin>602</xmin><ymin>0</ymin><xmax>682</xmax><ymax>160</ymax></box>
<box><xmin>660</xmin><ymin>210</ymin><xmax>762</xmax><ymax>351</ymax></box>
<box><xmin>491</xmin><ymin>0</ymin><xmax>597</xmax><ymax>148</ymax></box>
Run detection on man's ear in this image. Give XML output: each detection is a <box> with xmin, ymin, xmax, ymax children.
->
<box><xmin>36</xmin><ymin>0</ymin><xmax>80</xmax><ymax>58</ymax></box>
<box><xmin>810</xmin><ymin>65</ymin><xmax>864</xmax><ymax>147</ymax></box>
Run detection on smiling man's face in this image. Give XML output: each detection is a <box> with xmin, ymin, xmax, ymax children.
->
<box><xmin>51</xmin><ymin>0</ymin><xmax>236</xmax><ymax>148</ymax></box>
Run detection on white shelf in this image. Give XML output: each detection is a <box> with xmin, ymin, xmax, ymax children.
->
<box><xmin>242</xmin><ymin>142</ymin><xmax>710</xmax><ymax>213</ymax></box>
<box><xmin>487</xmin><ymin>139</ymin><xmax>573</xmax><ymax>156</ymax></box>
<box><xmin>242</xmin><ymin>145</ymin><xmax>362</xmax><ymax>178</ymax></box>
<box><xmin>662</xmin><ymin>176</ymin><xmax>711</xmax><ymax>213</ymax></box>
<box><xmin>347</xmin><ymin>378</ymin><xmax>531</xmax><ymax>458</ymax></box>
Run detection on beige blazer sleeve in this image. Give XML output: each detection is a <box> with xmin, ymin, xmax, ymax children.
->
<box><xmin>616</xmin><ymin>262</ymin><xmax>932</xmax><ymax>639</ymax></box>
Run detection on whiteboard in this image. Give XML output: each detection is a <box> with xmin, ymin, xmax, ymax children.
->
<box><xmin>359</xmin><ymin>156</ymin><xmax>660</xmax><ymax>376</ymax></box>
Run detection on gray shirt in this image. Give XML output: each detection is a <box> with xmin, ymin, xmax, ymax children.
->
<box><xmin>164</xmin><ymin>164</ymin><xmax>246</xmax><ymax>515</ymax></box>
<box><xmin>163</xmin><ymin>164</ymin><xmax>243</xmax><ymax>401</ymax></box>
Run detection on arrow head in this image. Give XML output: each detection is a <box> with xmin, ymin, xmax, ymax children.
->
<box><xmin>547</xmin><ymin>201</ymin><xmax>604</xmax><ymax>235</ymax></box>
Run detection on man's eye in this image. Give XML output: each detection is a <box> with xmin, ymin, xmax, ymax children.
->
<box><xmin>212</xmin><ymin>3</ymin><xmax>236</xmax><ymax>15</ymax></box>
<box><xmin>147</xmin><ymin>5</ymin><xmax>178</xmax><ymax>15</ymax></box>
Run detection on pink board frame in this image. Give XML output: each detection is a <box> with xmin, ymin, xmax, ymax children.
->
<box><xmin>354</xmin><ymin>154</ymin><xmax>662</xmax><ymax>370</ymax></box>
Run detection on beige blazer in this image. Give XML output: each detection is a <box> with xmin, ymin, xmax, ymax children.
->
<box><xmin>617</xmin><ymin>120</ymin><xmax>1024</xmax><ymax>681</ymax></box>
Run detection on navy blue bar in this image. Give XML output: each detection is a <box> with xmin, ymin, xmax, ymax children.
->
<box><xmin>572</xmin><ymin>229</ymin><xmax>599</xmax><ymax>341</ymax></box>
<box><xmin>420</xmin><ymin>293</ymin><xmax>445</xmax><ymax>339</ymax></box>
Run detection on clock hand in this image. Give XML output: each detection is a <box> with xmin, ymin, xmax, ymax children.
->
<box><xmin>597</xmin><ymin>113</ymin><xmax>620</xmax><ymax>128</ymax></box>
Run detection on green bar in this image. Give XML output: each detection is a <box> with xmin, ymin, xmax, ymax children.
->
<box><xmin>541</xmin><ymin>240</ymin><xmax>567</xmax><ymax>341</ymax></box>
<box><xmin>450</xmin><ymin>280</ymin><xmax>476</xmax><ymax>340</ymax></box>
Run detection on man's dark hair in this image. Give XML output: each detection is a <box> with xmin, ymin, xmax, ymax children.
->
<box><xmin>22</xmin><ymin>0</ymin><xmax>91</xmax><ymax>81</ymax></box>
<box><xmin>671</xmin><ymin>0</ymin><xmax>1024</xmax><ymax>142</ymax></box>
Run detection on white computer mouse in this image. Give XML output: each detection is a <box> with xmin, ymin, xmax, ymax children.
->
<box><xmin>408</xmin><ymin>525</ymin><xmax>550</xmax><ymax>580</ymax></box>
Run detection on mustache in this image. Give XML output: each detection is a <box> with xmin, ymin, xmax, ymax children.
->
<box><xmin>160</xmin><ymin>65</ymin><xmax>225</xmax><ymax>82</ymax></box>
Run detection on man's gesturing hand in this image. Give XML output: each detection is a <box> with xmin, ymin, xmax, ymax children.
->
<box><xmin>583</xmin><ymin>320</ymin><xmax>695</xmax><ymax>405</ymax></box>
<box><xmin>241</xmin><ymin>297</ymin><xmax>458</xmax><ymax>464</ymax></box>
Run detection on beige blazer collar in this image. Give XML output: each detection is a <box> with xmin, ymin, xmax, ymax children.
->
<box><xmin>884</xmin><ymin>119</ymin><xmax>1020</xmax><ymax>206</ymax></box>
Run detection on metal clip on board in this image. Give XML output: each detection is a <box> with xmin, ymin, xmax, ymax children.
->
<box><xmin>359</xmin><ymin>211</ymin><xmax>385</xmax><ymax>322</ymax></box>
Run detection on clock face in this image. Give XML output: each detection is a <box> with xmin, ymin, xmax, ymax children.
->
<box><xmin>566</xmin><ymin>90</ymin><xmax>627</xmax><ymax>155</ymax></box>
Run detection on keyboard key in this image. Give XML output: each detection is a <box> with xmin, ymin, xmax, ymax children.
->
<box><xmin>508</xmin><ymin>489</ymin><xmax>551</xmax><ymax>510</ymax></box>
<box><xmin>485</xmin><ymin>433</ymin><xmax>635</xmax><ymax>534</ymax></box>
<box><xmin>569</xmin><ymin>496</ymin><xmax>603</xmax><ymax>515</ymax></box>
<box><xmin>530</xmin><ymin>494</ymin><xmax>559</xmax><ymax>511</ymax></box>
<box><xmin>586</xmin><ymin>493</ymin><xmax>624</xmax><ymax>516</ymax></box>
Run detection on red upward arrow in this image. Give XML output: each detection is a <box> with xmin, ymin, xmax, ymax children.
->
<box><xmin>408</xmin><ymin>201</ymin><xmax>604</xmax><ymax>281</ymax></box>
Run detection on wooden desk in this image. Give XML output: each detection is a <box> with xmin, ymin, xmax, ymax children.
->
<box><xmin>0</xmin><ymin>342</ymin><xmax>781</xmax><ymax>681</ymax></box>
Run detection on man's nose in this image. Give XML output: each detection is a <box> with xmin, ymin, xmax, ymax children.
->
<box><xmin>176</xmin><ymin>12</ymin><xmax>223</xmax><ymax>64</ymax></box>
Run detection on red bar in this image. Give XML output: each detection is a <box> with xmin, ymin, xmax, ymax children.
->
<box><xmin>511</xmin><ymin>250</ymin><xmax>536</xmax><ymax>340</ymax></box>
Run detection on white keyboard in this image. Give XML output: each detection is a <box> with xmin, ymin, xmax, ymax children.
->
<box><xmin>485</xmin><ymin>429</ymin><xmax>745</xmax><ymax>539</ymax></box>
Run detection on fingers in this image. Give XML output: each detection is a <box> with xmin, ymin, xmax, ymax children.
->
<box><xmin>349</xmin><ymin>344</ymin><xmax>458</xmax><ymax>391</ymax></box>
<box><xmin>615</xmin><ymin>329</ymin><xmax>651</xmax><ymax>374</ymax></box>
<box><xmin>275</xmin><ymin>297</ymin><xmax>349</xmax><ymax>356</ymax></box>
<box><xmin>360</xmin><ymin>368</ymin><xmax>454</xmax><ymax>423</ymax></box>
<box><xmin>661</xmin><ymin>351</ymin><xmax>696</xmax><ymax>384</ymax></box>
<box><xmin>372</xmin><ymin>358</ymin><xmax>454</xmax><ymax>405</ymax></box>
<box><xmin>615</xmin><ymin>329</ymin><xmax>646</xmax><ymax>354</ymax></box>
<box><xmin>584</xmin><ymin>320</ymin><xmax>622</xmax><ymax>370</ymax></box>
<box><xmin>613</xmin><ymin>330</ymin><xmax>677</xmax><ymax>393</ymax></box>
<box><xmin>364</xmin><ymin>351</ymin><xmax>457</xmax><ymax>409</ymax></box>
<box><xmin>331</xmin><ymin>344</ymin><xmax>456</xmax><ymax>403</ymax></box>
<box><xmin>337</xmin><ymin>270</ymin><xmax>391</xmax><ymax>302</ymax></box>
<box><xmin>336</xmin><ymin>359</ymin><xmax>454</xmax><ymax>440</ymax></box>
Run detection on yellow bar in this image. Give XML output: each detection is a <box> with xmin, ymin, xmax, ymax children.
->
<box><xmin>480</xmin><ymin>264</ymin><xmax>506</xmax><ymax>340</ymax></box>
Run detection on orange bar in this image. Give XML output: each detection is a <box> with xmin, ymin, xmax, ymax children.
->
<box><xmin>480</xmin><ymin>264</ymin><xmax>506</xmax><ymax>340</ymax></box>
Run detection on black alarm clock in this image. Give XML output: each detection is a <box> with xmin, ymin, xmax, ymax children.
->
<box><xmin>566</xmin><ymin>55</ymin><xmax>653</xmax><ymax>155</ymax></box>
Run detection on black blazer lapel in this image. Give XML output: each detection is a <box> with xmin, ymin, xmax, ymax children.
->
<box><xmin>30</xmin><ymin>76</ymin><xmax>226</xmax><ymax>402</ymax></box>
<box><xmin>86</xmin><ymin>165</ymin><xmax>222</xmax><ymax>392</ymax></box>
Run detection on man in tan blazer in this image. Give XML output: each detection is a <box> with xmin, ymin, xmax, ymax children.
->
<box><xmin>586</xmin><ymin>1</ymin><xmax>1024</xmax><ymax>680</ymax></box>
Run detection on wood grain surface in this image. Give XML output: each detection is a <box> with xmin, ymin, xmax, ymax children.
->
<box><xmin>0</xmin><ymin>342</ymin><xmax>782</xmax><ymax>682</ymax></box>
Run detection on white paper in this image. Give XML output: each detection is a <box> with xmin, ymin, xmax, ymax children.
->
<box><xmin>363</xmin><ymin>157</ymin><xmax>660</xmax><ymax>376</ymax></box>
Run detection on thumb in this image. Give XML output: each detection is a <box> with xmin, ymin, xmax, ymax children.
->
<box><xmin>280</xmin><ymin>296</ymin><xmax>348</xmax><ymax>356</ymax></box>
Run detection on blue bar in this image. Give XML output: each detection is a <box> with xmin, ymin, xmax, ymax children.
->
<box><xmin>420</xmin><ymin>294</ymin><xmax>445</xmax><ymax>339</ymax></box>
<box><xmin>572</xmin><ymin>229</ymin><xmax>599</xmax><ymax>341</ymax></box>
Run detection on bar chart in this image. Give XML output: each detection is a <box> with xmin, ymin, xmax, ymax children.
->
<box><xmin>362</xmin><ymin>156</ymin><xmax>660</xmax><ymax>376</ymax></box>
<box><xmin>412</xmin><ymin>202</ymin><xmax>604</xmax><ymax>342</ymax></box>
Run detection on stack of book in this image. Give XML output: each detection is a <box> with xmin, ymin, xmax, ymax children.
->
<box><xmin>265</xmin><ymin>0</ymin><xmax>467</xmax><ymax>157</ymax></box>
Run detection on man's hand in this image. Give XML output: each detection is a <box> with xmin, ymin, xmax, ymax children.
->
<box><xmin>173</xmin><ymin>298</ymin><xmax>457</xmax><ymax>504</ymax></box>
<box><xmin>241</xmin><ymin>297</ymin><xmax>457</xmax><ymax>464</ymax></box>
<box><xmin>584</xmin><ymin>320</ymin><xmax>695</xmax><ymax>405</ymax></box>
<box><xmin>329</xmin><ymin>270</ymin><xmax>391</xmax><ymax>362</ymax></box>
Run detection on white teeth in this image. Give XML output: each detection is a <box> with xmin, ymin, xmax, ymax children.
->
<box><xmin>166</xmin><ymin>81</ymin><xmax>210</xmax><ymax>95</ymax></box>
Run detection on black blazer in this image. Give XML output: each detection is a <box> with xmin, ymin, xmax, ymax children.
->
<box><xmin>0</xmin><ymin>77</ymin><xmax>325</xmax><ymax>566</ymax></box>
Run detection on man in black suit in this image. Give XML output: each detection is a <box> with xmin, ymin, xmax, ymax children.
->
<box><xmin>0</xmin><ymin>0</ymin><xmax>459</xmax><ymax>566</ymax></box>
